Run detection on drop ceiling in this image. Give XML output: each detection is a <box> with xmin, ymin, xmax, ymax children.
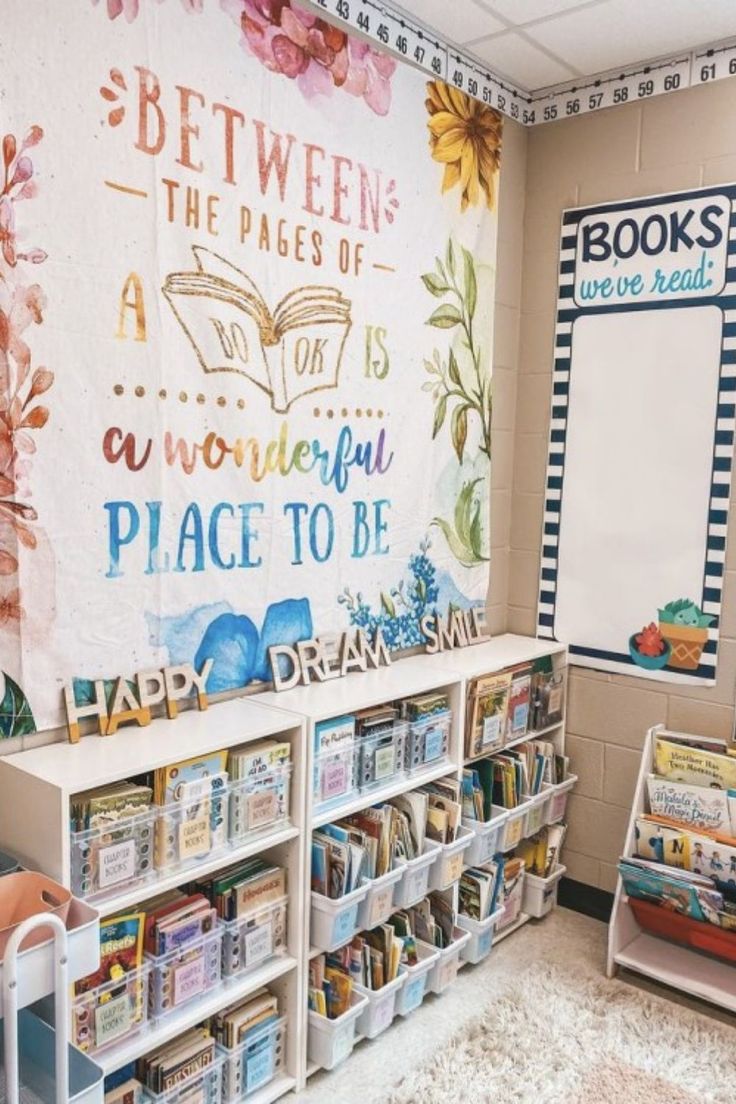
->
<box><xmin>394</xmin><ymin>0</ymin><xmax>736</xmax><ymax>91</ymax></box>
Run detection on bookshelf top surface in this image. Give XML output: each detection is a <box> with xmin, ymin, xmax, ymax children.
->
<box><xmin>418</xmin><ymin>634</ymin><xmax>566</xmax><ymax>679</ymax></box>
<box><xmin>256</xmin><ymin>652</ymin><xmax>461</xmax><ymax>721</ymax></box>
<box><xmin>257</xmin><ymin>634</ymin><xmax>564</xmax><ymax>721</ymax></box>
<box><xmin>1</xmin><ymin>696</ymin><xmax>303</xmax><ymax>794</ymax></box>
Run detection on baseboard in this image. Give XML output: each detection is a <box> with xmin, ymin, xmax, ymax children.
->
<box><xmin>559</xmin><ymin>876</ymin><xmax>613</xmax><ymax>923</ymax></box>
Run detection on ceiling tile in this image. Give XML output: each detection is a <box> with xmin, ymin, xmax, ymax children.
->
<box><xmin>393</xmin><ymin>0</ymin><xmax>505</xmax><ymax>45</ymax></box>
<box><xmin>529</xmin><ymin>0</ymin><xmax>736</xmax><ymax>77</ymax></box>
<box><xmin>471</xmin><ymin>31</ymin><xmax>576</xmax><ymax>86</ymax></box>
<box><xmin>483</xmin><ymin>0</ymin><xmax>603</xmax><ymax>27</ymax></box>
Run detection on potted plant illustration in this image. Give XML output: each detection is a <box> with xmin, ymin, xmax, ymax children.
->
<box><xmin>657</xmin><ymin>599</ymin><xmax>715</xmax><ymax>671</ymax></box>
<box><xmin>629</xmin><ymin>622</ymin><xmax>672</xmax><ymax>670</ymax></box>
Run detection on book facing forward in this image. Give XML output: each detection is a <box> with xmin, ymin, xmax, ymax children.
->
<box><xmin>163</xmin><ymin>247</ymin><xmax>352</xmax><ymax>413</ymax></box>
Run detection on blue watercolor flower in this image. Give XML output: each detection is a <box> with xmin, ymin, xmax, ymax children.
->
<box><xmin>195</xmin><ymin>613</ymin><xmax>260</xmax><ymax>693</ymax></box>
<box><xmin>254</xmin><ymin>598</ymin><xmax>313</xmax><ymax>682</ymax></box>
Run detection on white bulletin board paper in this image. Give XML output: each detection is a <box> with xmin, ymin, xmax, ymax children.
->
<box><xmin>538</xmin><ymin>186</ymin><xmax>736</xmax><ymax>685</ymax></box>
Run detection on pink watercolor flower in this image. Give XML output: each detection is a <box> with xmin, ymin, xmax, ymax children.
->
<box><xmin>92</xmin><ymin>0</ymin><xmax>202</xmax><ymax>20</ymax></box>
<box><xmin>343</xmin><ymin>38</ymin><xmax>397</xmax><ymax>116</ymax></box>
<box><xmin>222</xmin><ymin>0</ymin><xmax>394</xmax><ymax>113</ymax></box>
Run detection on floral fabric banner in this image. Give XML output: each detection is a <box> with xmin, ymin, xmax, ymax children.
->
<box><xmin>0</xmin><ymin>0</ymin><xmax>501</xmax><ymax>736</ymax></box>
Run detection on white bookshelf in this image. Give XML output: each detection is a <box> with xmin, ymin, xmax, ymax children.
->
<box><xmin>0</xmin><ymin>696</ymin><xmax>309</xmax><ymax>1094</ymax></box>
<box><xmin>0</xmin><ymin>634</ymin><xmax>574</xmax><ymax>1100</ymax></box>
<box><xmin>256</xmin><ymin>633</ymin><xmax>572</xmax><ymax>1081</ymax></box>
<box><xmin>607</xmin><ymin>723</ymin><xmax>736</xmax><ymax>1013</ymax></box>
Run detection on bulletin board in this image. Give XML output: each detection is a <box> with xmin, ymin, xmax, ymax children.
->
<box><xmin>0</xmin><ymin>0</ymin><xmax>501</xmax><ymax>735</ymax></box>
<box><xmin>537</xmin><ymin>185</ymin><xmax>736</xmax><ymax>685</ymax></box>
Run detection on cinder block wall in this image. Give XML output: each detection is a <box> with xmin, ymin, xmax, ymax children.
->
<box><xmin>488</xmin><ymin>119</ymin><xmax>528</xmax><ymax>633</ymax></box>
<box><xmin>507</xmin><ymin>81</ymin><xmax>736</xmax><ymax>892</ymax></box>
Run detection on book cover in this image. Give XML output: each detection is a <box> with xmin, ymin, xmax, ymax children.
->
<box><xmin>647</xmin><ymin>774</ymin><xmax>731</xmax><ymax>833</ymax></box>
<box><xmin>654</xmin><ymin>737</ymin><xmax>736</xmax><ymax>790</ymax></box>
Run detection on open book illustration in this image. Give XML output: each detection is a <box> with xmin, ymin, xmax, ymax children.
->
<box><xmin>163</xmin><ymin>246</ymin><xmax>352</xmax><ymax>413</ymax></box>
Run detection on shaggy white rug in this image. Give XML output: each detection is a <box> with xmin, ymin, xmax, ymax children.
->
<box><xmin>388</xmin><ymin>964</ymin><xmax>736</xmax><ymax>1104</ymax></box>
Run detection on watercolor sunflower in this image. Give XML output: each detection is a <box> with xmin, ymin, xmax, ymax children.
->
<box><xmin>426</xmin><ymin>81</ymin><xmax>502</xmax><ymax>211</ymax></box>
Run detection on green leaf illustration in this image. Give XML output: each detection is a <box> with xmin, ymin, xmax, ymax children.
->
<box><xmin>0</xmin><ymin>673</ymin><xmax>36</xmax><ymax>739</ymax></box>
<box><xmin>381</xmin><ymin>591</ymin><xmax>396</xmax><ymax>617</ymax></box>
<box><xmin>463</xmin><ymin>247</ymin><xmax>477</xmax><ymax>320</ymax></box>
<box><xmin>433</xmin><ymin>479</ymin><xmax>489</xmax><ymax>568</ymax></box>
<box><xmin>428</xmin><ymin>305</ymin><xmax>462</xmax><ymax>329</ymax></box>
<box><xmin>421</xmin><ymin>273</ymin><xmax>449</xmax><ymax>297</ymax></box>
<box><xmin>469</xmin><ymin>497</ymin><xmax>484</xmax><ymax>559</ymax></box>
<box><xmin>451</xmin><ymin>405</ymin><xmax>468</xmax><ymax>463</ymax></box>
<box><xmin>446</xmin><ymin>238</ymin><xmax>456</xmax><ymax>278</ymax></box>
<box><xmin>432</xmin><ymin>393</ymin><xmax>448</xmax><ymax>437</ymax></box>
<box><xmin>448</xmin><ymin>349</ymin><xmax>461</xmax><ymax>386</ymax></box>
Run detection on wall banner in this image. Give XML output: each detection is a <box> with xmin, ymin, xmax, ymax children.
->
<box><xmin>538</xmin><ymin>184</ymin><xmax>736</xmax><ymax>686</ymax></box>
<box><xmin>0</xmin><ymin>0</ymin><xmax>501</xmax><ymax>737</ymax></box>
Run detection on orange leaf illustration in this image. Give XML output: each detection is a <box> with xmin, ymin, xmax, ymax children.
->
<box><xmin>20</xmin><ymin>406</ymin><xmax>49</xmax><ymax>429</ymax></box>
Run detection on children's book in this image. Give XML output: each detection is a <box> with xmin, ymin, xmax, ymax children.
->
<box><xmin>618</xmin><ymin>856</ymin><xmax>723</xmax><ymax>922</ymax></box>
<box><xmin>647</xmin><ymin>774</ymin><xmax>732</xmax><ymax>834</ymax></box>
<box><xmin>654</xmin><ymin>736</ymin><xmax>736</xmax><ymax>790</ymax></box>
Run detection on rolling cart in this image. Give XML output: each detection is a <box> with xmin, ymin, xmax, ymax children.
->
<box><xmin>1</xmin><ymin>905</ymin><xmax>103</xmax><ymax>1103</ymax></box>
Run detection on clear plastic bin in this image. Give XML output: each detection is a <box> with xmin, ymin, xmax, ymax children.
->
<box><xmin>141</xmin><ymin>1053</ymin><xmax>224</xmax><ymax>1104</ymax></box>
<box><xmin>462</xmin><ymin>810</ymin><xmax>508</xmax><ymax>867</ymax></box>
<box><xmin>492</xmin><ymin>796</ymin><xmax>536</xmax><ymax>853</ymax></box>
<box><xmin>428</xmin><ymin>826</ymin><xmax>473</xmax><ymax>892</ymax></box>
<box><xmin>219</xmin><ymin>1015</ymin><xmax>287</xmax><ymax>1102</ymax></box>
<box><xmin>357</xmin><ymin>867</ymin><xmax>404</xmax><ymax>929</ymax></box>
<box><xmin>70</xmin><ymin>807</ymin><xmax>156</xmax><ymax>900</ymax></box>
<box><xmin>310</xmin><ymin>883</ymin><xmax>369</xmax><ymax>952</ymax></box>
<box><xmin>546</xmin><ymin>776</ymin><xmax>577</xmax><ymax>824</ymax></box>
<box><xmin>353</xmin><ymin>972</ymin><xmax>405</xmax><ymax>1040</ymax></box>
<box><xmin>357</xmin><ymin>723</ymin><xmax>407</xmax><ymax>793</ymax></box>
<box><xmin>524</xmin><ymin>791</ymin><xmax>550</xmax><ymax>837</ymax></box>
<box><xmin>405</xmin><ymin>710</ymin><xmax>452</xmax><ymax>773</ymax></box>
<box><xmin>457</xmin><ymin>906</ymin><xmax>504</xmax><ymax>965</ymax></box>
<box><xmin>146</xmin><ymin>927</ymin><xmax>223</xmax><ymax>1019</ymax></box>
<box><xmin>72</xmin><ymin>964</ymin><xmax>151</xmax><ymax>1056</ymax></box>
<box><xmin>228</xmin><ymin>764</ymin><xmax>291</xmax><ymax>846</ymax></box>
<box><xmin>395</xmin><ymin>940</ymin><xmax>440</xmax><ymax>1017</ymax></box>
<box><xmin>307</xmin><ymin>990</ymin><xmax>369</xmax><ymax>1072</ymax></box>
<box><xmin>154</xmin><ymin>789</ymin><xmax>230</xmax><ymax>877</ymax></box>
<box><xmin>522</xmin><ymin>863</ymin><xmax>566</xmax><ymax>919</ymax></box>
<box><xmin>221</xmin><ymin>897</ymin><xmax>288</xmax><ymax>979</ymax></box>
<box><xmin>392</xmin><ymin>840</ymin><xmax>441</xmax><ymax>909</ymax></box>
<box><xmin>426</xmin><ymin>928</ymin><xmax>472</xmax><ymax>995</ymax></box>
<box><xmin>313</xmin><ymin>743</ymin><xmax>358</xmax><ymax>812</ymax></box>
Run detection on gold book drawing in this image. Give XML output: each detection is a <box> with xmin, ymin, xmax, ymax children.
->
<box><xmin>163</xmin><ymin>246</ymin><xmax>352</xmax><ymax>413</ymax></box>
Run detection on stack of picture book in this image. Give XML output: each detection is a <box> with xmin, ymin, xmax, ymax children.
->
<box><xmin>137</xmin><ymin>1026</ymin><xmax>216</xmax><ymax>1096</ymax></box>
<box><xmin>73</xmin><ymin>912</ymin><xmax>147</xmax><ymax>1052</ymax></box>
<box><xmin>619</xmin><ymin>730</ymin><xmax>736</xmax><ymax>932</ymax></box>
<box><xmin>459</xmin><ymin>861</ymin><xmax>503</xmax><ymax>921</ymax></box>
<box><xmin>70</xmin><ymin>782</ymin><xmax>153</xmax><ymax>833</ymax></box>
<box><xmin>417</xmin><ymin>779</ymin><xmax>462</xmax><ymax>844</ymax></box>
<box><xmin>211</xmin><ymin>987</ymin><xmax>281</xmax><ymax>1049</ymax></box>
<box><xmin>312</xmin><ymin>797</ymin><xmax>431</xmax><ymax>897</ymax></box>
<box><xmin>195</xmin><ymin>856</ymin><xmax>286</xmax><ymax>921</ymax></box>
<box><xmin>517</xmin><ymin>823</ymin><xmax>566</xmax><ymax>878</ymax></box>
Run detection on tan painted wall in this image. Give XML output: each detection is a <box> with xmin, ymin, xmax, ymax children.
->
<box><xmin>506</xmin><ymin>80</ymin><xmax>736</xmax><ymax>892</ymax></box>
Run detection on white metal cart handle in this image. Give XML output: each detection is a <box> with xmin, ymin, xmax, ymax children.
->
<box><xmin>2</xmin><ymin>912</ymin><xmax>69</xmax><ymax>1104</ymax></box>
